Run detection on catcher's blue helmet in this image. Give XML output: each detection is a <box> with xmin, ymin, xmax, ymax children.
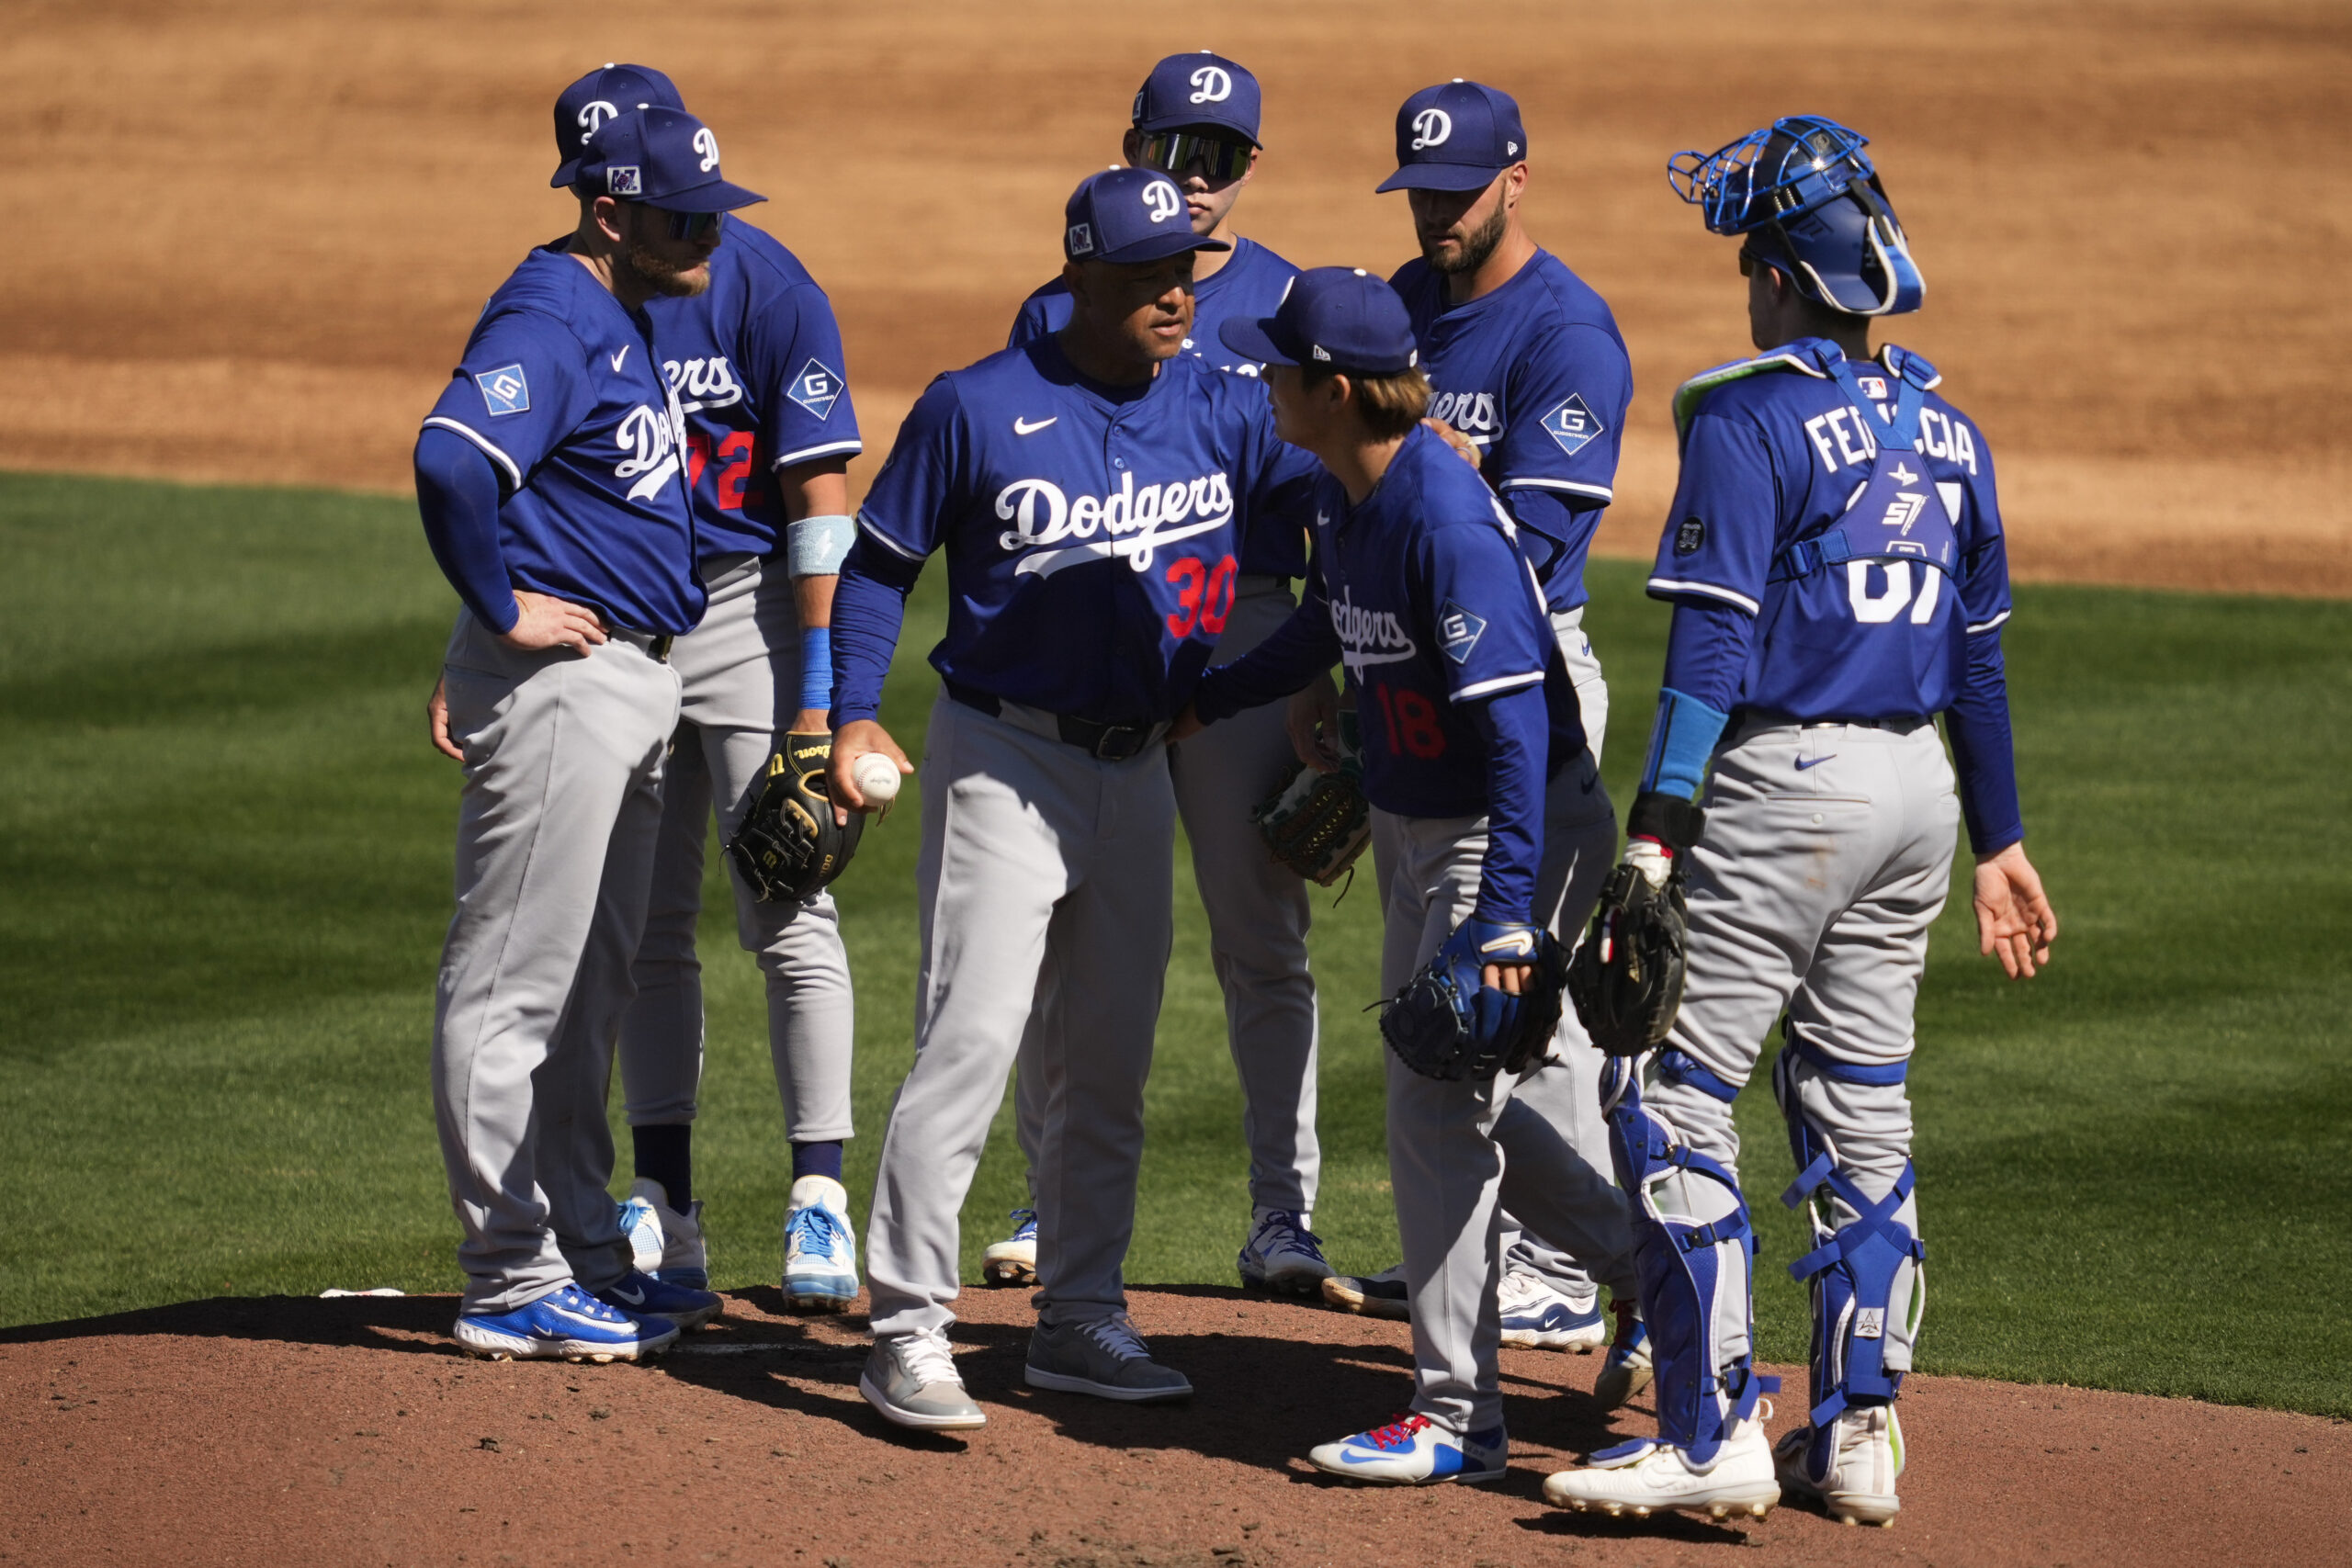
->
<box><xmin>1668</xmin><ymin>116</ymin><xmax>1923</xmax><ymax>316</ymax></box>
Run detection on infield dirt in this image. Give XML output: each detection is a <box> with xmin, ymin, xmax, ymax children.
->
<box><xmin>6</xmin><ymin>1285</ymin><xmax>2347</xmax><ymax>1568</ymax></box>
<box><xmin>2</xmin><ymin>0</ymin><xmax>2345</xmax><ymax>593</ymax></box>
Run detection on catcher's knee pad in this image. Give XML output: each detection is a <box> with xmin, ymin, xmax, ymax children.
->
<box><xmin>1600</xmin><ymin>1064</ymin><xmax>1773</xmax><ymax>1464</ymax></box>
<box><xmin>1772</xmin><ymin>1046</ymin><xmax>1926</xmax><ymax>1461</ymax></box>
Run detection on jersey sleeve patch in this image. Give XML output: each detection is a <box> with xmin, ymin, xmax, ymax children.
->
<box><xmin>1540</xmin><ymin>393</ymin><xmax>1604</xmax><ymax>457</ymax></box>
<box><xmin>788</xmin><ymin>359</ymin><xmax>844</xmax><ymax>420</ymax></box>
<box><xmin>1438</xmin><ymin>600</ymin><xmax>1487</xmax><ymax>664</ymax></box>
<box><xmin>475</xmin><ymin>365</ymin><xmax>530</xmax><ymax>417</ymax></box>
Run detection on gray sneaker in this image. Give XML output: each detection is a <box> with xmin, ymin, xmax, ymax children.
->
<box><xmin>860</xmin><ymin>1329</ymin><xmax>986</xmax><ymax>1430</ymax></box>
<box><xmin>1025</xmin><ymin>1312</ymin><xmax>1193</xmax><ymax>1403</ymax></box>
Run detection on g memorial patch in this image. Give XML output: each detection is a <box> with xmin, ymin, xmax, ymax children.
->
<box><xmin>475</xmin><ymin>365</ymin><xmax>530</xmax><ymax>417</ymax></box>
<box><xmin>1542</xmin><ymin>393</ymin><xmax>1604</xmax><ymax>456</ymax></box>
<box><xmin>789</xmin><ymin>360</ymin><xmax>843</xmax><ymax>420</ymax></box>
<box><xmin>1439</xmin><ymin>600</ymin><xmax>1487</xmax><ymax>664</ymax></box>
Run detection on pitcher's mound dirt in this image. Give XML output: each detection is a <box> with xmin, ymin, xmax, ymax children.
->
<box><xmin>4</xmin><ymin>1285</ymin><xmax>2342</xmax><ymax>1567</ymax></box>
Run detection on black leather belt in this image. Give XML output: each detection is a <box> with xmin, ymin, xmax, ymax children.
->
<box><xmin>1752</xmin><ymin>710</ymin><xmax>1929</xmax><ymax>735</ymax></box>
<box><xmin>945</xmin><ymin>680</ymin><xmax>1158</xmax><ymax>761</ymax></box>
<box><xmin>607</xmin><ymin>626</ymin><xmax>673</xmax><ymax>663</ymax></box>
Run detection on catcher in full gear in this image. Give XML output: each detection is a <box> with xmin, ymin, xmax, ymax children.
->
<box><xmin>1544</xmin><ymin>117</ymin><xmax>2056</xmax><ymax>1528</ymax></box>
<box><xmin>1172</xmin><ymin>267</ymin><xmax>1636</xmax><ymax>1485</ymax></box>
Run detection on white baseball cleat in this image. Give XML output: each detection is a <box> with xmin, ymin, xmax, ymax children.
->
<box><xmin>782</xmin><ymin>1174</ymin><xmax>860</xmax><ymax>1312</ymax></box>
<box><xmin>981</xmin><ymin>1207</ymin><xmax>1037</xmax><ymax>1287</ymax></box>
<box><xmin>1542</xmin><ymin>1414</ymin><xmax>1780</xmax><ymax>1521</ymax></box>
<box><xmin>1306</xmin><ymin>1412</ymin><xmax>1507</xmax><ymax>1485</ymax></box>
<box><xmin>1497</xmin><ymin>1268</ymin><xmax>1607</xmax><ymax>1351</ymax></box>
<box><xmin>1237</xmin><ymin>1208</ymin><xmax>1334</xmax><ymax>1296</ymax></box>
<box><xmin>1774</xmin><ymin>1404</ymin><xmax>1904</xmax><ymax>1527</ymax></box>
<box><xmin>616</xmin><ymin>1179</ymin><xmax>708</xmax><ymax>1289</ymax></box>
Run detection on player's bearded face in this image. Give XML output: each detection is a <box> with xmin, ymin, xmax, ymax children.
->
<box><xmin>1410</xmin><ymin>178</ymin><xmax>1511</xmax><ymax>276</ymax></box>
<box><xmin>616</xmin><ymin>204</ymin><xmax>716</xmax><ymax>299</ymax></box>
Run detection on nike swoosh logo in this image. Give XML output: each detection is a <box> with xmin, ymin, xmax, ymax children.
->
<box><xmin>1013</xmin><ymin>415</ymin><xmax>1057</xmax><ymax>434</ymax></box>
<box><xmin>610</xmin><ymin>347</ymin><xmax>629</xmax><ymax>373</ymax></box>
<box><xmin>1338</xmin><ymin>1448</ymin><xmax>1396</xmax><ymax>1464</ymax></box>
<box><xmin>605</xmin><ymin>1284</ymin><xmax>645</xmax><ymax>1306</ymax></box>
<box><xmin>1796</xmin><ymin>754</ymin><xmax>1835</xmax><ymax>770</ymax></box>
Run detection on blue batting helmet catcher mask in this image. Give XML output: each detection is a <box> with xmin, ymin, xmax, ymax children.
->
<box><xmin>1668</xmin><ymin>116</ymin><xmax>1923</xmax><ymax>316</ymax></box>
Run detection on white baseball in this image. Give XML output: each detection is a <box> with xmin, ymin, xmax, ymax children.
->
<box><xmin>852</xmin><ymin>750</ymin><xmax>902</xmax><ymax>807</ymax></box>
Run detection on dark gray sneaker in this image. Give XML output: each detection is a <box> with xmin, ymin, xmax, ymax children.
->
<box><xmin>860</xmin><ymin>1329</ymin><xmax>986</xmax><ymax>1430</ymax></box>
<box><xmin>1024</xmin><ymin>1312</ymin><xmax>1193</xmax><ymax>1403</ymax></box>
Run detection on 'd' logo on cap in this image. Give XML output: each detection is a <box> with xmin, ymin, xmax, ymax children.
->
<box><xmin>1189</xmin><ymin>65</ymin><xmax>1232</xmax><ymax>104</ymax></box>
<box><xmin>608</xmin><ymin>164</ymin><xmax>642</xmax><ymax>197</ymax></box>
<box><xmin>1411</xmin><ymin>108</ymin><xmax>1453</xmax><ymax>151</ymax></box>
<box><xmin>578</xmin><ymin>100</ymin><xmax>617</xmax><ymax>145</ymax></box>
<box><xmin>693</xmin><ymin>127</ymin><xmax>719</xmax><ymax>173</ymax></box>
<box><xmin>1142</xmin><ymin>179</ymin><xmax>1182</xmax><ymax>223</ymax></box>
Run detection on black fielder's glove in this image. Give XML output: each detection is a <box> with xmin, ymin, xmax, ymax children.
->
<box><xmin>1253</xmin><ymin>704</ymin><xmax>1372</xmax><ymax>886</ymax></box>
<box><xmin>724</xmin><ymin>732</ymin><xmax>865</xmax><ymax>903</ymax></box>
<box><xmin>1380</xmin><ymin>918</ymin><xmax>1571</xmax><ymax>1082</ymax></box>
<box><xmin>1568</xmin><ymin>791</ymin><xmax>1702</xmax><ymax>1055</ymax></box>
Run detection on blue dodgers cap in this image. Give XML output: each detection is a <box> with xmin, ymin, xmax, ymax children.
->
<box><xmin>550</xmin><ymin>64</ymin><xmax>684</xmax><ymax>189</ymax></box>
<box><xmin>1063</xmin><ymin>166</ymin><xmax>1232</xmax><ymax>265</ymax></box>
<box><xmin>576</xmin><ymin>107</ymin><xmax>764</xmax><ymax>213</ymax></box>
<box><xmin>1131</xmin><ymin>51</ymin><xmax>1263</xmax><ymax>145</ymax></box>
<box><xmin>1219</xmin><ymin>267</ymin><xmax>1419</xmax><ymax>375</ymax></box>
<box><xmin>1376</xmin><ymin>80</ymin><xmax>1528</xmax><ymax>193</ymax></box>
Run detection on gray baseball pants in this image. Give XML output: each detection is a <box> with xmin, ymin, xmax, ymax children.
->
<box><xmin>865</xmin><ymin>693</ymin><xmax>1177</xmax><ymax>1338</ymax></box>
<box><xmin>432</xmin><ymin>612</ymin><xmax>682</xmax><ymax>1314</ymax></box>
<box><xmin>1008</xmin><ymin>578</ymin><xmax>1320</xmax><ymax>1217</ymax></box>
<box><xmin>614</xmin><ymin>554</ymin><xmax>855</xmax><ymax>1146</ymax></box>
<box><xmin>1376</xmin><ymin>744</ymin><xmax>1637</xmax><ymax>1437</ymax></box>
<box><xmin>1642</xmin><ymin>718</ymin><xmax>1957</xmax><ymax>1383</ymax></box>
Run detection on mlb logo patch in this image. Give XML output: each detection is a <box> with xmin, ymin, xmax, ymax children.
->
<box><xmin>475</xmin><ymin>364</ymin><xmax>530</xmax><ymax>417</ymax></box>
<box><xmin>1067</xmin><ymin>222</ymin><xmax>1094</xmax><ymax>257</ymax></box>
<box><xmin>788</xmin><ymin>359</ymin><xmax>843</xmax><ymax>421</ymax></box>
<box><xmin>1541</xmin><ymin>393</ymin><xmax>1604</xmax><ymax>457</ymax></box>
<box><xmin>1438</xmin><ymin>600</ymin><xmax>1486</xmax><ymax>664</ymax></box>
<box><xmin>1857</xmin><ymin>375</ymin><xmax>1889</xmax><ymax>400</ymax></box>
<box><xmin>607</xmin><ymin>164</ymin><xmax>642</xmax><ymax>197</ymax></box>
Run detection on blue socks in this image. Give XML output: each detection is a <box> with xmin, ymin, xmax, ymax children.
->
<box><xmin>791</xmin><ymin>1139</ymin><xmax>844</xmax><ymax>1184</ymax></box>
<box><xmin>631</xmin><ymin>1124</ymin><xmax>692</xmax><ymax>1211</ymax></box>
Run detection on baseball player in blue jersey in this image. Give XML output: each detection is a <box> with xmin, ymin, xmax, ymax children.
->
<box><xmin>431</xmin><ymin>67</ymin><xmax>869</xmax><ymax>1311</ymax></box>
<box><xmin>825</xmin><ymin>167</ymin><xmax>1322</xmax><ymax>1430</ymax></box>
<box><xmin>414</xmin><ymin>106</ymin><xmax>764</xmax><ymax>1359</ymax></box>
<box><xmin>1319</xmin><ymin>79</ymin><xmax>1635</xmax><ymax>1365</ymax></box>
<box><xmin>1174</xmin><ymin>268</ymin><xmax>1637</xmax><ymax>1484</ymax></box>
<box><xmin>1543</xmin><ymin>117</ymin><xmax>2058</xmax><ymax>1526</ymax></box>
<box><xmin>983</xmin><ymin>51</ymin><xmax>1331</xmax><ymax>1300</ymax></box>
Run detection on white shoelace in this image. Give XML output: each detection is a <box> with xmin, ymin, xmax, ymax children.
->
<box><xmin>1079</xmin><ymin>1312</ymin><xmax>1150</xmax><ymax>1362</ymax></box>
<box><xmin>898</xmin><ymin>1329</ymin><xmax>961</xmax><ymax>1386</ymax></box>
<box><xmin>1497</xmin><ymin>1269</ymin><xmax>1544</xmax><ymax>1311</ymax></box>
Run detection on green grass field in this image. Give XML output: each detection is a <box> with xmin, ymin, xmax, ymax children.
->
<box><xmin>2</xmin><ymin>471</ymin><xmax>2346</xmax><ymax>1418</ymax></box>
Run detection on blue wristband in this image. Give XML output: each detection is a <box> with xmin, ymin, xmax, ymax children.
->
<box><xmin>797</xmin><ymin>626</ymin><xmax>833</xmax><ymax>713</ymax></box>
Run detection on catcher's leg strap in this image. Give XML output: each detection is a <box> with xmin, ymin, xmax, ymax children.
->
<box><xmin>1773</xmin><ymin>1047</ymin><xmax>1926</xmax><ymax>1451</ymax></box>
<box><xmin>1657</xmin><ymin>1045</ymin><xmax>1744</xmax><ymax>1104</ymax></box>
<box><xmin>1600</xmin><ymin>1069</ymin><xmax>1775</xmax><ymax>1466</ymax></box>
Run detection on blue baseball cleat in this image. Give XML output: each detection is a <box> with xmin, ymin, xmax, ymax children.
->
<box><xmin>783</xmin><ymin>1175</ymin><xmax>861</xmax><ymax>1312</ymax></box>
<box><xmin>452</xmin><ymin>1283</ymin><xmax>681</xmax><ymax>1363</ymax></box>
<box><xmin>594</xmin><ymin>1269</ymin><xmax>722</xmax><ymax>1331</ymax></box>
<box><xmin>1307</xmin><ymin>1413</ymin><xmax>1507</xmax><ymax>1485</ymax></box>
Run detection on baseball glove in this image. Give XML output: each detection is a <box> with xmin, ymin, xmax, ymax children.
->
<box><xmin>1252</xmin><ymin>706</ymin><xmax>1372</xmax><ymax>886</ymax></box>
<box><xmin>724</xmin><ymin>731</ymin><xmax>864</xmax><ymax>904</ymax></box>
<box><xmin>1380</xmin><ymin>918</ymin><xmax>1570</xmax><ymax>1082</ymax></box>
<box><xmin>1567</xmin><ymin>791</ymin><xmax>1703</xmax><ymax>1055</ymax></box>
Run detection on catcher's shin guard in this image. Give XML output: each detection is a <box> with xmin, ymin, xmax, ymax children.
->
<box><xmin>1597</xmin><ymin>1058</ymin><xmax>1774</xmax><ymax>1466</ymax></box>
<box><xmin>1772</xmin><ymin>1047</ymin><xmax>1926</xmax><ymax>1478</ymax></box>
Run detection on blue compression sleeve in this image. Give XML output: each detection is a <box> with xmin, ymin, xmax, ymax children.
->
<box><xmin>1499</xmin><ymin>486</ymin><xmax>1571</xmax><ymax>586</ymax></box>
<box><xmin>1634</xmin><ymin>598</ymin><xmax>1751</xmax><ymax>799</ymax></box>
<box><xmin>828</xmin><ymin>535</ymin><xmax>921</xmax><ymax>725</ymax></box>
<box><xmin>1193</xmin><ymin>601</ymin><xmax>1343</xmax><ymax>723</ymax></box>
<box><xmin>797</xmin><ymin>626</ymin><xmax>833</xmax><ymax>713</ymax></box>
<box><xmin>414</xmin><ymin>426</ymin><xmax>516</xmax><ymax>634</ymax></box>
<box><xmin>1944</xmin><ymin>627</ymin><xmax>2025</xmax><ymax>853</ymax></box>
<box><xmin>1464</xmin><ymin>682</ymin><xmax>1550</xmax><ymax>926</ymax></box>
<box><xmin>1640</xmin><ymin>688</ymin><xmax>1733</xmax><ymax>802</ymax></box>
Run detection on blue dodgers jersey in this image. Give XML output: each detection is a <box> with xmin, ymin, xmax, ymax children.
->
<box><xmin>1010</xmin><ymin>237</ymin><xmax>1306</xmax><ymax>580</ymax></box>
<box><xmin>1650</xmin><ymin>341</ymin><xmax>2012</xmax><ymax>722</ymax></box>
<box><xmin>1390</xmin><ymin>250</ymin><xmax>1633</xmax><ymax>611</ymax></box>
<box><xmin>855</xmin><ymin>339</ymin><xmax>1319</xmax><ymax>723</ymax></box>
<box><xmin>642</xmin><ymin>220</ymin><xmax>862</xmax><ymax>560</ymax></box>
<box><xmin>1306</xmin><ymin>423</ymin><xmax>1585</xmax><ymax>818</ymax></box>
<box><xmin>423</xmin><ymin>246</ymin><xmax>703</xmax><ymax>635</ymax></box>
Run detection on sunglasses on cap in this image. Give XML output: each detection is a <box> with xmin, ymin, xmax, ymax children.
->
<box><xmin>1135</xmin><ymin>129</ymin><xmax>1253</xmax><ymax>183</ymax></box>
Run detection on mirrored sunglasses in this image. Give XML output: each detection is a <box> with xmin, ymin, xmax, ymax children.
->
<box><xmin>1136</xmin><ymin>130</ymin><xmax>1252</xmax><ymax>183</ymax></box>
